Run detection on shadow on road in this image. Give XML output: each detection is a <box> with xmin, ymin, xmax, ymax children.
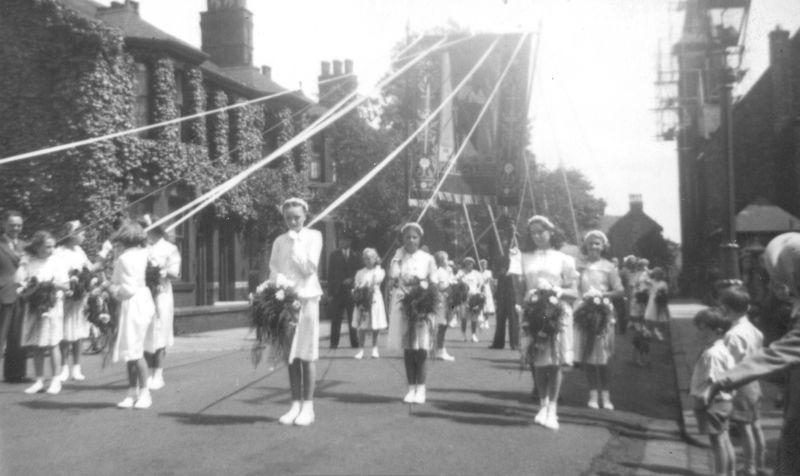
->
<box><xmin>19</xmin><ymin>400</ymin><xmax>116</xmax><ymax>410</ymax></box>
<box><xmin>160</xmin><ymin>411</ymin><xmax>275</xmax><ymax>425</ymax></box>
<box><xmin>616</xmin><ymin>462</ymin><xmax>703</xmax><ymax>475</ymax></box>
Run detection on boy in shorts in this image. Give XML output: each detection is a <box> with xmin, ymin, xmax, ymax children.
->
<box><xmin>720</xmin><ymin>287</ymin><xmax>766</xmax><ymax>476</ymax></box>
<box><xmin>690</xmin><ymin>307</ymin><xmax>736</xmax><ymax>476</ymax></box>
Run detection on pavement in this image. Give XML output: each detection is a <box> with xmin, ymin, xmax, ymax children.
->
<box><xmin>0</xmin><ymin>314</ymin><xmax>732</xmax><ymax>476</ymax></box>
<box><xmin>667</xmin><ymin>301</ymin><xmax>784</xmax><ymax>472</ymax></box>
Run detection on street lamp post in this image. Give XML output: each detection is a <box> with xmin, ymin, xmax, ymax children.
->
<box><xmin>717</xmin><ymin>45</ymin><xmax>742</xmax><ymax>286</ymax></box>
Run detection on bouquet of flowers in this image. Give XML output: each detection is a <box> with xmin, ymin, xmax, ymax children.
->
<box><xmin>250</xmin><ymin>277</ymin><xmax>301</xmax><ymax>366</ymax></box>
<box><xmin>66</xmin><ymin>266</ymin><xmax>94</xmax><ymax>301</ymax></box>
<box><xmin>654</xmin><ymin>288</ymin><xmax>669</xmax><ymax>307</ymax></box>
<box><xmin>145</xmin><ymin>260</ymin><xmax>162</xmax><ymax>298</ymax></box>
<box><xmin>447</xmin><ymin>281</ymin><xmax>469</xmax><ymax>309</ymax></box>
<box><xmin>634</xmin><ymin>289</ymin><xmax>649</xmax><ymax>306</ymax></box>
<box><xmin>87</xmin><ymin>288</ymin><xmax>117</xmax><ymax>367</ymax></box>
<box><xmin>521</xmin><ymin>288</ymin><xmax>563</xmax><ymax>358</ymax></box>
<box><xmin>401</xmin><ymin>277</ymin><xmax>439</xmax><ymax>346</ymax></box>
<box><xmin>20</xmin><ymin>277</ymin><xmax>58</xmax><ymax>316</ymax></box>
<box><xmin>352</xmin><ymin>286</ymin><xmax>374</xmax><ymax>312</ymax></box>
<box><xmin>467</xmin><ymin>293</ymin><xmax>486</xmax><ymax>314</ymax></box>
<box><xmin>574</xmin><ymin>293</ymin><xmax>613</xmax><ymax>361</ymax></box>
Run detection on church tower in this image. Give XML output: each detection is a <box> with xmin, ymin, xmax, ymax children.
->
<box><xmin>200</xmin><ymin>0</ymin><xmax>253</xmax><ymax>67</ymax></box>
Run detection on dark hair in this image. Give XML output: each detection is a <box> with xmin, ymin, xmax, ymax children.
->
<box><xmin>137</xmin><ymin>215</ymin><xmax>165</xmax><ymax>238</ymax></box>
<box><xmin>2</xmin><ymin>210</ymin><xmax>22</xmax><ymax>222</ymax></box>
<box><xmin>111</xmin><ymin>221</ymin><xmax>147</xmax><ymax>249</ymax></box>
<box><xmin>693</xmin><ymin>307</ymin><xmax>732</xmax><ymax>334</ymax></box>
<box><xmin>719</xmin><ymin>286</ymin><xmax>750</xmax><ymax>314</ymax></box>
<box><xmin>650</xmin><ymin>267</ymin><xmax>666</xmax><ymax>281</ymax></box>
<box><xmin>522</xmin><ymin>218</ymin><xmax>565</xmax><ymax>251</ymax></box>
<box><xmin>24</xmin><ymin>230</ymin><xmax>54</xmax><ymax>256</ymax></box>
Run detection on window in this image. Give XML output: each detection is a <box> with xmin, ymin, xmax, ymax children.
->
<box><xmin>308</xmin><ymin>135</ymin><xmax>324</xmax><ymax>181</ymax></box>
<box><xmin>175</xmin><ymin>69</ymin><xmax>191</xmax><ymax>142</ymax></box>
<box><xmin>133</xmin><ymin>62</ymin><xmax>151</xmax><ymax>130</ymax></box>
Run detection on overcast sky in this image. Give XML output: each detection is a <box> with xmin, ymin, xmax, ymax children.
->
<box><xmin>101</xmin><ymin>0</ymin><xmax>800</xmax><ymax>243</ymax></box>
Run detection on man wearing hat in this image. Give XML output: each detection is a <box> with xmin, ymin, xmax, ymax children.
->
<box><xmin>326</xmin><ymin>231</ymin><xmax>361</xmax><ymax>349</ymax></box>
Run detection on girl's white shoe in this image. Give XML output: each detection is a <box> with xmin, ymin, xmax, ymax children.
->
<box><xmin>46</xmin><ymin>378</ymin><xmax>62</xmax><ymax>395</ymax></box>
<box><xmin>587</xmin><ymin>390</ymin><xmax>599</xmax><ymax>409</ymax></box>
<box><xmin>542</xmin><ymin>402</ymin><xmax>559</xmax><ymax>430</ymax></box>
<box><xmin>354</xmin><ymin>350</ymin><xmax>364</xmax><ymax>360</ymax></box>
<box><xmin>57</xmin><ymin>365</ymin><xmax>69</xmax><ymax>382</ymax></box>
<box><xmin>413</xmin><ymin>385</ymin><xmax>426</xmax><ymax>404</ymax></box>
<box><xmin>117</xmin><ymin>389</ymin><xmax>138</xmax><ymax>409</ymax></box>
<box><xmin>71</xmin><ymin>365</ymin><xmax>86</xmax><ymax>381</ymax></box>
<box><xmin>24</xmin><ymin>379</ymin><xmax>44</xmax><ymax>394</ymax></box>
<box><xmin>279</xmin><ymin>401</ymin><xmax>301</xmax><ymax>425</ymax></box>
<box><xmin>134</xmin><ymin>389</ymin><xmax>152</xmax><ymax>409</ymax></box>
<box><xmin>601</xmin><ymin>390</ymin><xmax>614</xmax><ymax>411</ymax></box>
<box><xmin>371</xmin><ymin>347</ymin><xmax>380</xmax><ymax>359</ymax></box>
<box><xmin>294</xmin><ymin>401</ymin><xmax>314</xmax><ymax>426</ymax></box>
<box><xmin>534</xmin><ymin>398</ymin><xmax>549</xmax><ymax>425</ymax></box>
<box><xmin>403</xmin><ymin>385</ymin><xmax>416</xmax><ymax>403</ymax></box>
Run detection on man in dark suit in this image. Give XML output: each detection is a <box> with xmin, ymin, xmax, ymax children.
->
<box><xmin>490</xmin><ymin>225</ymin><xmax>521</xmax><ymax>350</ymax></box>
<box><xmin>0</xmin><ymin>210</ymin><xmax>25</xmax><ymax>381</ymax></box>
<box><xmin>327</xmin><ymin>234</ymin><xmax>360</xmax><ymax>349</ymax></box>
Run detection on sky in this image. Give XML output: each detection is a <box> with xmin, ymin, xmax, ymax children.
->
<box><xmin>104</xmin><ymin>0</ymin><xmax>736</xmax><ymax>242</ymax></box>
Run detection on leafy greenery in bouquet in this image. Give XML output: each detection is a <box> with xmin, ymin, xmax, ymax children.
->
<box><xmin>67</xmin><ymin>266</ymin><xmax>94</xmax><ymax>301</ymax></box>
<box><xmin>574</xmin><ymin>294</ymin><xmax>613</xmax><ymax>361</ymax></box>
<box><xmin>467</xmin><ymin>293</ymin><xmax>486</xmax><ymax>314</ymax></box>
<box><xmin>447</xmin><ymin>281</ymin><xmax>469</xmax><ymax>309</ymax></box>
<box><xmin>251</xmin><ymin>281</ymin><xmax>301</xmax><ymax>366</ymax></box>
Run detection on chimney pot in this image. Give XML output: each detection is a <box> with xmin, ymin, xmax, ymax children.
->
<box><xmin>261</xmin><ymin>65</ymin><xmax>271</xmax><ymax>79</ymax></box>
<box><xmin>333</xmin><ymin>60</ymin><xmax>343</xmax><ymax>76</ymax></box>
<box><xmin>344</xmin><ymin>59</ymin><xmax>354</xmax><ymax>74</ymax></box>
<box><xmin>321</xmin><ymin>61</ymin><xmax>331</xmax><ymax>77</ymax></box>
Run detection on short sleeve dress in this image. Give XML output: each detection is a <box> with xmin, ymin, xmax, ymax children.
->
<box><xmin>573</xmin><ymin>258</ymin><xmax>623</xmax><ymax>365</ymax></box>
<box><xmin>17</xmin><ymin>254</ymin><xmax>68</xmax><ymax>347</ymax></box>
<box><xmin>459</xmin><ymin>269</ymin><xmax>485</xmax><ymax>322</ymax></box>
<box><xmin>386</xmin><ymin>248</ymin><xmax>438</xmax><ymax>351</ymax></box>
<box><xmin>268</xmin><ymin>228</ymin><xmax>323</xmax><ymax>362</ymax></box>
<box><xmin>110</xmin><ymin>247</ymin><xmax>156</xmax><ymax>362</ymax></box>
<box><xmin>350</xmin><ymin>267</ymin><xmax>388</xmax><ymax>331</ymax></box>
<box><xmin>433</xmin><ymin>266</ymin><xmax>455</xmax><ymax>326</ymax></box>
<box><xmin>644</xmin><ymin>280</ymin><xmax>670</xmax><ymax>323</ymax></box>
<box><xmin>55</xmin><ymin>245</ymin><xmax>92</xmax><ymax>341</ymax></box>
<box><xmin>521</xmin><ymin>249</ymin><xmax>578</xmax><ymax>366</ymax></box>
<box><xmin>144</xmin><ymin>238</ymin><xmax>181</xmax><ymax>353</ymax></box>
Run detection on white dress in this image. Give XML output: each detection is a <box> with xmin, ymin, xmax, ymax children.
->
<box><xmin>55</xmin><ymin>245</ymin><xmax>92</xmax><ymax>341</ymax></box>
<box><xmin>268</xmin><ymin>228</ymin><xmax>322</xmax><ymax>362</ymax></box>
<box><xmin>458</xmin><ymin>270</ymin><xmax>485</xmax><ymax>322</ymax></box>
<box><xmin>350</xmin><ymin>267</ymin><xmax>388</xmax><ymax>331</ymax></box>
<box><xmin>573</xmin><ymin>258</ymin><xmax>623</xmax><ymax>365</ymax></box>
<box><xmin>17</xmin><ymin>255</ymin><xmax>68</xmax><ymax>347</ymax></box>
<box><xmin>144</xmin><ymin>238</ymin><xmax>181</xmax><ymax>353</ymax></box>
<box><xmin>644</xmin><ymin>280</ymin><xmax>670</xmax><ymax>322</ymax></box>
<box><xmin>386</xmin><ymin>248</ymin><xmax>438</xmax><ymax>351</ymax></box>
<box><xmin>110</xmin><ymin>247</ymin><xmax>155</xmax><ymax>362</ymax></box>
<box><xmin>521</xmin><ymin>249</ymin><xmax>578</xmax><ymax>366</ymax></box>
<box><xmin>433</xmin><ymin>266</ymin><xmax>455</xmax><ymax>326</ymax></box>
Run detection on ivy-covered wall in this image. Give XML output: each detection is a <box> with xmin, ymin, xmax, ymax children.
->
<box><xmin>0</xmin><ymin>0</ymin><xmax>315</xmax><ymax>256</ymax></box>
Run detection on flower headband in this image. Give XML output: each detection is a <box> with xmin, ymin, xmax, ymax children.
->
<box><xmin>527</xmin><ymin>215</ymin><xmax>555</xmax><ymax>230</ymax></box>
<box><xmin>400</xmin><ymin>222</ymin><xmax>424</xmax><ymax>236</ymax></box>
<box><xmin>583</xmin><ymin>230</ymin><xmax>609</xmax><ymax>248</ymax></box>
<box><xmin>281</xmin><ymin>197</ymin><xmax>309</xmax><ymax>213</ymax></box>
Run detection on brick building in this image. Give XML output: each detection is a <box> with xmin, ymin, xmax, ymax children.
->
<box><xmin>0</xmin><ymin>0</ymin><xmax>354</xmax><ymax>321</ymax></box>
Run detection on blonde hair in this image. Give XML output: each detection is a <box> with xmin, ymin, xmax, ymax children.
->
<box><xmin>362</xmin><ymin>247</ymin><xmax>379</xmax><ymax>265</ymax></box>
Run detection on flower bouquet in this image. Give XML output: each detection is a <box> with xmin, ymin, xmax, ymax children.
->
<box><xmin>401</xmin><ymin>277</ymin><xmax>439</xmax><ymax>347</ymax></box>
<box><xmin>352</xmin><ymin>285</ymin><xmax>374</xmax><ymax>328</ymax></box>
<box><xmin>145</xmin><ymin>260</ymin><xmax>162</xmax><ymax>298</ymax></box>
<box><xmin>634</xmin><ymin>289</ymin><xmax>649</xmax><ymax>306</ymax></box>
<box><xmin>521</xmin><ymin>288</ymin><xmax>564</xmax><ymax>363</ymax></box>
<box><xmin>574</xmin><ymin>294</ymin><xmax>613</xmax><ymax>361</ymax></box>
<box><xmin>87</xmin><ymin>289</ymin><xmax>117</xmax><ymax>367</ymax></box>
<box><xmin>447</xmin><ymin>281</ymin><xmax>469</xmax><ymax>310</ymax></box>
<box><xmin>467</xmin><ymin>293</ymin><xmax>486</xmax><ymax>314</ymax></box>
<box><xmin>66</xmin><ymin>266</ymin><xmax>94</xmax><ymax>301</ymax></box>
<box><xmin>20</xmin><ymin>277</ymin><xmax>59</xmax><ymax>342</ymax></box>
<box><xmin>654</xmin><ymin>288</ymin><xmax>669</xmax><ymax>307</ymax></box>
<box><xmin>250</xmin><ymin>278</ymin><xmax>301</xmax><ymax>366</ymax></box>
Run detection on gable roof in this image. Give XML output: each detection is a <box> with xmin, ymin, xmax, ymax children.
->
<box><xmin>737</xmin><ymin>198</ymin><xmax>800</xmax><ymax>233</ymax></box>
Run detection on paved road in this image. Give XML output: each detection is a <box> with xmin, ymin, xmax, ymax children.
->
<box><xmin>1</xmin><ymin>322</ymin><xmax>693</xmax><ymax>475</ymax></box>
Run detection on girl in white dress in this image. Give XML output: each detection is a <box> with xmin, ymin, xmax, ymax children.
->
<box><xmin>17</xmin><ymin>231</ymin><xmax>69</xmax><ymax>395</ymax></box>
<box><xmin>269</xmin><ymin>198</ymin><xmax>323</xmax><ymax>426</ymax></box>
<box><xmin>574</xmin><ymin>230</ymin><xmax>624</xmax><ymax>411</ymax></box>
<box><xmin>351</xmin><ymin>248</ymin><xmax>387</xmax><ymax>360</ymax></box>
<box><xmin>458</xmin><ymin>257</ymin><xmax>485</xmax><ymax>342</ymax></box>
<box><xmin>644</xmin><ymin>267</ymin><xmax>670</xmax><ymax>341</ymax></box>
<box><xmin>104</xmin><ymin>222</ymin><xmax>156</xmax><ymax>409</ymax></box>
<box><xmin>433</xmin><ymin>251</ymin><xmax>456</xmax><ymax>362</ymax></box>
<box><xmin>479</xmin><ymin>258</ymin><xmax>495</xmax><ymax>330</ymax></box>
<box><xmin>386</xmin><ymin>222</ymin><xmax>438</xmax><ymax>404</ymax></box>
<box><xmin>55</xmin><ymin>220</ymin><xmax>94</xmax><ymax>382</ymax></box>
<box><xmin>519</xmin><ymin>216</ymin><xmax>578</xmax><ymax>430</ymax></box>
<box><xmin>139</xmin><ymin>215</ymin><xmax>181</xmax><ymax>391</ymax></box>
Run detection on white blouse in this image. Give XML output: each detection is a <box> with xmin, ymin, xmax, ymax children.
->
<box><xmin>389</xmin><ymin>248</ymin><xmax>437</xmax><ymax>290</ymax></box>
<box><xmin>521</xmin><ymin>249</ymin><xmax>578</xmax><ymax>292</ymax></box>
<box><xmin>268</xmin><ymin>228</ymin><xmax>323</xmax><ymax>299</ymax></box>
<box><xmin>55</xmin><ymin>246</ymin><xmax>91</xmax><ymax>273</ymax></box>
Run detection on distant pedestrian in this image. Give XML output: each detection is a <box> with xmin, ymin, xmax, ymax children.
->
<box><xmin>17</xmin><ymin>231</ymin><xmax>69</xmax><ymax>395</ymax></box>
<box><xmin>479</xmin><ymin>258</ymin><xmax>495</xmax><ymax>330</ymax></box>
<box><xmin>720</xmin><ymin>287</ymin><xmax>766</xmax><ymax>476</ymax></box>
<box><xmin>490</xmin><ymin>227</ymin><xmax>521</xmax><ymax>350</ymax></box>
<box><xmin>105</xmin><ymin>222</ymin><xmax>155</xmax><ymax>409</ymax></box>
<box><xmin>457</xmin><ymin>257</ymin><xmax>484</xmax><ymax>343</ymax></box>
<box><xmin>269</xmin><ymin>198</ymin><xmax>323</xmax><ymax>426</ymax></box>
<box><xmin>326</xmin><ymin>232</ymin><xmax>360</xmax><ymax>349</ymax></box>
<box><xmin>433</xmin><ymin>251</ymin><xmax>456</xmax><ymax>362</ymax></box>
<box><xmin>645</xmin><ymin>267</ymin><xmax>670</xmax><ymax>341</ymax></box>
<box><xmin>691</xmin><ymin>307</ymin><xmax>736</xmax><ymax>476</ymax></box>
<box><xmin>351</xmin><ymin>248</ymin><xmax>387</xmax><ymax>360</ymax></box>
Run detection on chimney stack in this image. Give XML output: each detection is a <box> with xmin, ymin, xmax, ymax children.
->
<box><xmin>200</xmin><ymin>0</ymin><xmax>254</xmax><ymax>68</ymax></box>
<box><xmin>333</xmin><ymin>60</ymin><xmax>343</xmax><ymax>76</ymax></box>
<box><xmin>320</xmin><ymin>61</ymin><xmax>331</xmax><ymax>78</ymax></box>
<box><xmin>769</xmin><ymin>26</ymin><xmax>793</xmax><ymax>132</ymax></box>
<box><xmin>629</xmin><ymin>194</ymin><xmax>644</xmax><ymax>213</ymax></box>
<box><xmin>261</xmin><ymin>65</ymin><xmax>271</xmax><ymax>79</ymax></box>
<box><xmin>344</xmin><ymin>59</ymin><xmax>354</xmax><ymax>75</ymax></box>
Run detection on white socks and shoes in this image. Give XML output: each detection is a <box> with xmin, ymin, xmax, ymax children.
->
<box><xmin>279</xmin><ymin>401</ymin><xmax>302</xmax><ymax>425</ymax></box>
<box><xmin>435</xmin><ymin>349</ymin><xmax>455</xmax><ymax>362</ymax></box>
<box><xmin>148</xmin><ymin>369</ymin><xmax>165</xmax><ymax>390</ymax></box>
<box><xmin>46</xmin><ymin>377</ymin><xmax>62</xmax><ymax>395</ymax></box>
<box><xmin>542</xmin><ymin>402</ymin><xmax>559</xmax><ymax>430</ymax></box>
<box><xmin>24</xmin><ymin>379</ymin><xmax>45</xmax><ymax>394</ymax></box>
<box><xmin>588</xmin><ymin>390</ymin><xmax>600</xmax><ymax>409</ymax></box>
<box><xmin>71</xmin><ymin>364</ymin><xmax>86</xmax><ymax>381</ymax></box>
<box><xmin>134</xmin><ymin>389</ymin><xmax>152</xmax><ymax>409</ymax></box>
<box><xmin>294</xmin><ymin>401</ymin><xmax>314</xmax><ymax>426</ymax></box>
<box><xmin>117</xmin><ymin>388</ymin><xmax>138</xmax><ymax>409</ymax></box>
<box><xmin>57</xmin><ymin>365</ymin><xmax>69</xmax><ymax>382</ymax></box>
<box><xmin>471</xmin><ymin>334</ymin><xmax>479</xmax><ymax>343</ymax></box>
<box><xmin>371</xmin><ymin>347</ymin><xmax>380</xmax><ymax>359</ymax></box>
<box><xmin>403</xmin><ymin>385</ymin><xmax>416</xmax><ymax>403</ymax></box>
<box><xmin>413</xmin><ymin>385</ymin><xmax>426</xmax><ymax>404</ymax></box>
<box><xmin>534</xmin><ymin>398</ymin><xmax>549</xmax><ymax>425</ymax></box>
<box><xmin>354</xmin><ymin>350</ymin><xmax>364</xmax><ymax>360</ymax></box>
<box><xmin>601</xmin><ymin>390</ymin><xmax>614</xmax><ymax>411</ymax></box>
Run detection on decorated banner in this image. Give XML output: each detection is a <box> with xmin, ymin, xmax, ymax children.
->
<box><xmin>407</xmin><ymin>33</ymin><xmax>532</xmax><ymax>207</ymax></box>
